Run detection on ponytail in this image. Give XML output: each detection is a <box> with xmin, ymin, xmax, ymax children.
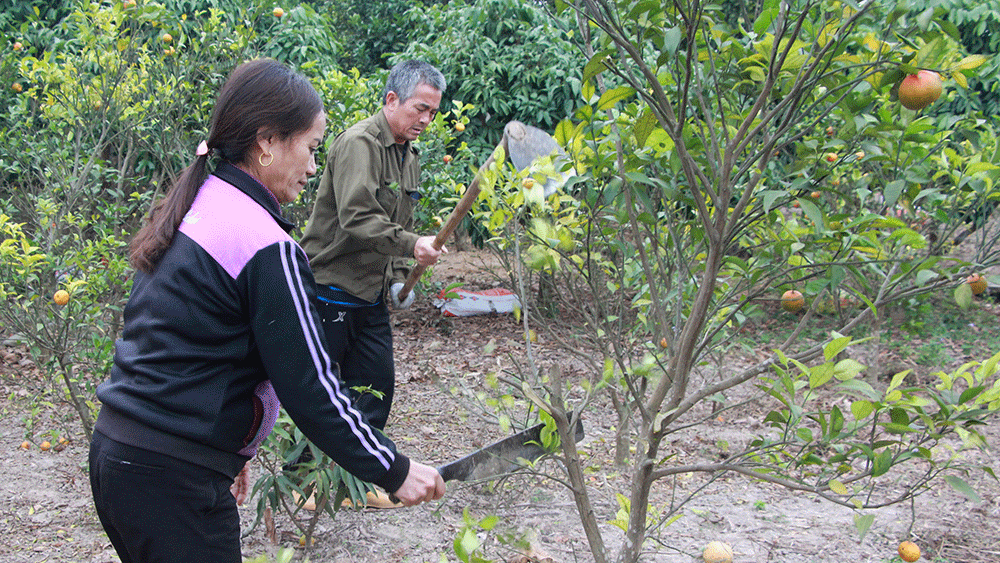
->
<box><xmin>129</xmin><ymin>154</ymin><xmax>210</xmax><ymax>274</ymax></box>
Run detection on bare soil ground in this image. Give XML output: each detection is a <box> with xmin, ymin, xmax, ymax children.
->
<box><xmin>2</xmin><ymin>248</ymin><xmax>999</xmax><ymax>563</ymax></box>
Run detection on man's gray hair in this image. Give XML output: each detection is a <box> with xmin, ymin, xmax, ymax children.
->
<box><xmin>383</xmin><ymin>60</ymin><xmax>446</xmax><ymax>105</ymax></box>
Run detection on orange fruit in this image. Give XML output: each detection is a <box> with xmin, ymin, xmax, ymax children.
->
<box><xmin>273</xmin><ymin>7</ymin><xmax>284</xmax><ymax>17</ymax></box>
<box><xmin>53</xmin><ymin>290</ymin><xmax>70</xmax><ymax>306</ymax></box>
<box><xmin>825</xmin><ymin>152</ymin><xmax>837</xmax><ymax>163</ymax></box>
<box><xmin>811</xmin><ymin>191</ymin><xmax>821</xmax><ymax>199</ymax></box>
<box><xmin>522</xmin><ymin>177</ymin><xmax>536</xmax><ymax>189</ymax></box>
<box><xmin>855</xmin><ymin>151</ymin><xmax>865</xmax><ymax>160</ymax></box>
<box><xmin>443</xmin><ymin>154</ymin><xmax>452</xmax><ymax>163</ymax></box>
<box><xmin>898</xmin><ymin>70</ymin><xmax>942</xmax><ymax>111</ymax></box>
<box><xmin>454</xmin><ymin>122</ymin><xmax>465</xmax><ymax>132</ymax></box>
<box><xmin>12</xmin><ymin>82</ymin><xmax>22</xmax><ymax>93</ymax></box>
<box><xmin>898</xmin><ymin>540</ymin><xmax>920</xmax><ymax>562</ymax></box>
<box><xmin>20</xmin><ymin>440</ymin><xmax>31</xmax><ymax>450</ymax></box>
<box><xmin>13</xmin><ymin>41</ymin><xmax>23</xmax><ymax>51</ymax></box>
<box><xmin>967</xmin><ymin>274</ymin><xmax>987</xmax><ymax>295</ymax></box>
<box><xmin>39</xmin><ymin>441</ymin><xmax>51</xmax><ymax>451</ymax></box>
<box><xmin>780</xmin><ymin>289</ymin><xmax>805</xmax><ymax>312</ymax></box>
<box><xmin>702</xmin><ymin>541</ymin><xmax>733</xmax><ymax>563</ymax></box>
<box><xmin>659</xmin><ymin>337</ymin><xmax>668</xmax><ymax>349</ymax></box>
<box><xmin>161</xmin><ymin>33</ymin><xmax>172</xmax><ymax>43</ymax></box>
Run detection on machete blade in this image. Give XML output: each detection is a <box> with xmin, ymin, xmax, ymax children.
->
<box><xmin>438</xmin><ymin>418</ymin><xmax>585</xmax><ymax>482</ymax></box>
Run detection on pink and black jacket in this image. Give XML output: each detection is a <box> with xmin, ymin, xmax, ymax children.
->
<box><xmin>95</xmin><ymin>162</ymin><xmax>408</xmax><ymax>491</ymax></box>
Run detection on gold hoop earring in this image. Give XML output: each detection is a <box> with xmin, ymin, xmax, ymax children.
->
<box><xmin>259</xmin><ymin>152</ymin><xmax>274</xmax><ymax>167</ymax></box>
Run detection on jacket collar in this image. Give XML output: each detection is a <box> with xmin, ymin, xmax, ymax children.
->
<box><xmin>212</xmin><ymin>161</ymin><xmax>294</xmax><ymax>233</ymax></box>
<box><xmin>374</xmin><ymin>111</ymin><xmax>420</xmax><ymax>156</ymax></box>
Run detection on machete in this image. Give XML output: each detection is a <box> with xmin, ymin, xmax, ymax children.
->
<box><xmin>390</xmin><ymin>418</ymin><xmax>585</xmax><ymax>503</ymax></box>
<box><xmin>439</xmin><ymin>417</ymin><xmax>585</xmax><ymax>482</ymax></box>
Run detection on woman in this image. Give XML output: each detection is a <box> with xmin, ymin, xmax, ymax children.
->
<box><xmin>88</xmin><ymin>59</ymin><xmax>445</xmax><ymax>563</ymax></box>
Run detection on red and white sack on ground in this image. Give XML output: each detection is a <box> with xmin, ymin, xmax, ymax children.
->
<box><xmin>433</xmin><ymin>288</ymin><xmax>521</xmax><ymax>317</ymax></box>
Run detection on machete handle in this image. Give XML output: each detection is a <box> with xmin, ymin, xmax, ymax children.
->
<box><xmin>396</xmin><ymin>136</ymin><xmax>508</xmax><ymax>303</ymax></box>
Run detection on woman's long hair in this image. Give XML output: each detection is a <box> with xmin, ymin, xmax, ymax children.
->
<box><xmin>129</xmin><ymin>59</ymin><xmax>323</xmax><ymax>274</ymax></box>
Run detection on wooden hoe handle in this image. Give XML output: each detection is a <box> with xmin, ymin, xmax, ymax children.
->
<box><xmin>396</xmin><ymin>138</ymin><xmax>507</xmax><ymax>302</ymax></box>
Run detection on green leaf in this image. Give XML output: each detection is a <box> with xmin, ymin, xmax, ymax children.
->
<box><xmin>959</xmin><ymin>386</ymin><xmax>985</xmax><ymax>405</ymax></box>
<box><xmin>830</xmin><ymin>405</ymin><xmax>845</xmax><ymax>436</ymax></box>
<box><xmin>760</xmin><ymin>190</ymin><xmax>785</xmax><ymax>213</ymax></box>
<box><xmin>884</xmin><ymin>179</ymin><xmax>905</xmax><ymax>209</ymax></box>
<box><xmin>633</xmin><ymin>108</ymin><xmax>659</xmax><ymax>147</ymax></box>
<box><xmin>809</xmin><ymin>363</ymin><xmax>834</xmax><ymax>388</ymax></box>
<box><xmin>824</xmin><ymin>336</ymin><xmax>852</xmax><ymax>362</ymax></box>
<box><xmin>834</xmin><ymin>359</ymin><xmax>866</xmax><ymax>380</ymax></box>
<box><xmin>596</xmin><ymin>86</ymin><xmax>636</xmax><ymax>111</ymax></box>
<box><xmin>944</xmin><ymin>475</ymin><xmax>982</xmax><ymax>503</ymax></box>
<box><xmin>851</xmin><ymin>400</ymin><xmax>874</xmax><ymax>420</ymax></box>
<box><xmin>854</xmin><ymin>513</ymin><xmax>875</xmax><ymax>541</ymax></box>
<box><xmin>583</xmin><ymin>50</ymin><xmax>614</xmax><ymax>84</ymax></box>
<box><xmin>663</xmin><ymin>26</ymin><xmax>682</xmax><ymax>55</ymax></box>
<box><xmin>753</xmin><ymin>8</ymin><xmax>777</xmax><ymax>35</ymax></box>
<box><xmin>455</xmin><ymin>528</ymin><xmax>479</xmax><ymax>562</ymax></box>
<box><xmin>479</xmin><ymin>515</ymin><xmax>500</xmax><ymax>530</ymax></box>
<box><xmin>797</xmin><ymin>198</ymin><xmax>824</xmax><ymax>232</ymax></box>
<box><xmin>954</xmin><ymin>282</ymin><xmax>973</xmax><ymax>309</ymax></box>
<box><xmin>871</xmin><ymin>450</ymin><xmax>893</xmax><ymax>477</ymax></box>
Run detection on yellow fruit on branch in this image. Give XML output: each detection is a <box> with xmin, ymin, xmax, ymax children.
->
<box><xmin>161</xmin><ymin>32</ymin><xmax>172</xmax><ymax>43</ymax></box>
<box><xmin>454</xmin><ymin>122</ymin><xmax>465</xmax><ymax>132</ymax></box>
<box><xmin>442</xmin><ymin>154</ymin><xmax>452</xmax><ymax>163</ymax></box>
<box><xmin>13</xmin><ymin>41</ymin><xmax>23</xmax><ymax>51</ymax></box>
<box><xmin>824</xmin><ymin>152</ymin><xmax>837</xmax><ymax>163</ymax></box>
<box><xmin>702</xmin><ymin>541</ymin><xmax>733</xmax><ymax>563</ymax></box>
<box><xmin>898</xmin><ymin>540</ymin><xmax>920</xmax><ymax>562</ymax></box>
<box><xmin>780</xmin><ymin>289</ymin><xmax>805</xmax><ymax>312</ymax></box>
<box><xmin>12</xmin><ymin>82</ymin><xmax>22</xmax><ymax>93</ymax></box>
<box><xmin>898</xmin><ymin>70</ymin><xmax>942</xmax><ymax>111</ymax></box>
<box><xmin>967</xmin><ymin>273</ymin><xmax>987</xmax><ymax>295</ymax></box>
<box><xmin>53</xmin><ymin>290</ymin><xmax>70</xmax><ymax>306</ymax></box>
<box><xmin>522</xmin><ymin>177</ymin><xmax>536</xmax><ymax>189</ymax></box>
<box><xmin>273</xmin><ymin>7</ymin><xmax>284</xmax><ymax>17</ymax></box>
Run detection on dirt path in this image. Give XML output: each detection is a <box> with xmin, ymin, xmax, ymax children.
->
<box><xmin>2</xmin><ymin>248</ymin><xmax>999</xmax><ymax>562</ymax></box>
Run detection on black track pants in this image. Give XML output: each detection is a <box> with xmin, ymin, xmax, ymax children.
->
<box><xmin>314</xmin><ymin>285</ymin><xmax>395</xmax><ymax>430</ymax></box>
<box><xmin>89</xmin><ymin>431</ymin><xmax>242</xmax><ymax>563</ymax></box>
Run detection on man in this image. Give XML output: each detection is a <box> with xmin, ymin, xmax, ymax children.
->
<box><xmin>300</xmin><ymin>60</ymin><xmax>447</xmax><ymax>432</ymax></box>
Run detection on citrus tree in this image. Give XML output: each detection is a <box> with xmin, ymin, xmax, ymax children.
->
<box><xmin>467</xmin><ymin>1</ymin><xmax>1000</xmax><ymax>562</ymax></box>
<box><xmin>0</xmin><ymin>0</ymin><xmax>328</xmax><ymax>439</ymax></box>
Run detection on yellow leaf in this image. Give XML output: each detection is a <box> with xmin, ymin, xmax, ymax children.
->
<box><xmin>952</xmin><ymin>71</ymin><xmax>968</xmax><ymax>89</ymax></box>
<box><xmin>829</xmin><ymin>480</ymin><xmax>849</xmax><ymax>495</ymax></box>
<box><xmin>950</xmin><ymin>54</ymin><xmax>988</xmax><ymax>71</ymax></box>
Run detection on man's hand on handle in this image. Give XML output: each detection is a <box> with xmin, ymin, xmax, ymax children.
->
<box><xmin>391</xmin><ymin>461</ymin><xmax>445</xmax><ymax>506</ymax></box>
<box><xmin>413</xmin><ymin>235</ymin><xmax>446</xmax><ymax>267</ymax></box>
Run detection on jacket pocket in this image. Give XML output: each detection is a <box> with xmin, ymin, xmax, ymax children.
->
<box><xmin>375</xmin><ymin>182</ymin><xmax>399</xmax><ymax>215</ymax></box>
